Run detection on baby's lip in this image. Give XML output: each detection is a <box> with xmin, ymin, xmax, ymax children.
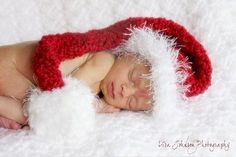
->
<box><xmin>107</xmin><ymin>81</ymin><xmax>115</xmax><ymax>99</ymax></box>
<box><xmin>112</xmin><ymin>82</ymin><xmax>115</xmax><ymax>99</ymax></box>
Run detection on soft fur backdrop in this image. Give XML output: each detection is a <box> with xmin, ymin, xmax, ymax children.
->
<box><xmin>0</xmin><ymin>0</ymin><xmax>235</xmax><ymax>156</ymax></box>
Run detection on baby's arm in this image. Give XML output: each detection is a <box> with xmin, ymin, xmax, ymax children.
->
<box><xmin>0</xmin><ymin>96</ymin><xmax>27</xmax><ymax>124</ymax></box>
<box><xmin>94</xmin><ymin>98</ymin><xmax>120</xmax><ymax>113</ymax></box>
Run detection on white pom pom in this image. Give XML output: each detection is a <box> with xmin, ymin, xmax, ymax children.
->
<box><xmin>26</xmin><ymin>76</ymin><xmax>96</xmax><ymax>141</ymax></box>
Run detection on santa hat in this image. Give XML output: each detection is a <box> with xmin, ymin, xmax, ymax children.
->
<box><xmin>32</xmin><ymin>17</ymin><xmax>212</xmax><ymax>107</ymax></box>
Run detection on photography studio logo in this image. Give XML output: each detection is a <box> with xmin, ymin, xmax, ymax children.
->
<box><xmin>157</xmin><ymin>136</ymin><xmax>230</xmax><ymax>154</ymax></box>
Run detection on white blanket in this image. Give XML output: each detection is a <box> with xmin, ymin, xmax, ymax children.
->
<box><xmin>0</xmin><ymin>0</ymin><xmax>235</xmax><ymax>156</ymax></box>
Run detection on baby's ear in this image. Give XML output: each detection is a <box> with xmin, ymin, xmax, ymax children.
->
<box><xmin>95</xmin><ymin>98</ymin><xmax>121</xmax><ymax>113</ymax></box>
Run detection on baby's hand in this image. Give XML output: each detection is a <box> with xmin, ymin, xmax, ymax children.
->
<box><xmin>95</xmin><ymin>98</ymin><xmax>120</xmax><ymax>113</ymax></box>
<box><xmin>0</xmin><ymin>116</ymin><xmax>22</xmax><ymax>129</ymax></box>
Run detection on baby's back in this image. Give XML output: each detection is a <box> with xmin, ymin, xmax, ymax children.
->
<box><xmin>0</xmin><ymin>41</ymin><xmax>38</xmax><ymax>100</ymax></box>
<box><xmin>0</xmin><ymin>41</ymin><xmax>91</xmax><ymax>100</ymax></box>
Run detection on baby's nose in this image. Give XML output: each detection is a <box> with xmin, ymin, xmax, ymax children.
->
<box><xmin>120</xmin><ymin>83</ymin><xmax>136</xmax><ymax>97</ymax></box>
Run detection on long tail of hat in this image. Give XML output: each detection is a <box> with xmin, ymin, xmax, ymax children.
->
<box><xmin>33</xmin><ymin>17</ymin><xmax>212</xmax><ymax>97</ymax></box>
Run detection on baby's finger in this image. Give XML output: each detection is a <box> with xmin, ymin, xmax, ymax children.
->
<box><xmin>102</xmin><ymin>105</ymin><xmax>121</xmax><ymax>113</ymax></box>
<box><xmin>0</xmin><ymin>116</ymin><xmax>21</xmax><ymax>129</ymax></box>
<box><xmin>11</xmin><ymin>123</ymin><xmax>22</xmax><ymax>129</ymax></box>
<box><xmin>109</xmin><ymin>107</ymin><xmax>120</xmax><ymax>112</ymax></box>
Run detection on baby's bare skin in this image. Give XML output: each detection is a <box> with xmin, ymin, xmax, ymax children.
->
<box><xmin>0</xmin><ymin>41</ymin><xmax>39</xmax><ymax>124</ymax></box>
<box><xmin>0</xmin><ymin>41</ymin><xmax>116</xmax><ymax>126</ymax></box>
<box><xmin>0</xmin><ymin>41</ymin><xmax>95</xmax><ymax>98</ymax></box>
<box><xmin>0</xmin><ymin>41</ymin><xmax>37</xmax><ymax>99</ymax></box>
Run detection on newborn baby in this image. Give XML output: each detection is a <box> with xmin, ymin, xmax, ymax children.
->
<box><xmin>0</xmin><ymin>41</ymin><xmax>153</xmax><ymax>129</ymax></box>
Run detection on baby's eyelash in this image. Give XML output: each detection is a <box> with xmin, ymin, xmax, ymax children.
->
<box><xmin>129</xmin><ymin>68</ymin><xmax>135</xmax><ymax>81</ymax></box>
<box><xmin>128</xmin><ymin>70</ymin><xmax>132</xmax><ymax>81</ymax></box>
<box><xmin>128</xmin><ymin>96</ymin><xmax>136</xmax><ymax>109</ymax></box>
<box><xmin>128</xmin><ymin>97</ymin><xmax>131</xmax><ymax>108</ymax></box>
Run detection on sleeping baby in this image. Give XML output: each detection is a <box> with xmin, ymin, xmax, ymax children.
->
<box><xmin>0</xmin><ymin>18</ymin><xmax>212</xmax><ymax>131</ymax></box>
<box><xmin>0</xmin><ymin>41</ymin><xmax>153</xmax><ymax>129</ymax></box>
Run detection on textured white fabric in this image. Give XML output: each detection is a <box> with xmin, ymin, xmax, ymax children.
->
<box><xmin>26</xmin><ymin>76</ymin><xmax>96</xmax><ymax>142</ymax></box>
<box><xmin>0</xmin><ymin>0</ymin><xmax>236</xmax><ymax>156</ymax></box>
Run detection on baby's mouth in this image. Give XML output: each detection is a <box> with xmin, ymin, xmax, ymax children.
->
<box><xmin>107</xmin><ymin>81</ymin><xmax>115</xmax><ymax>99</ymax></box>
<box><xmin>112</xmin><ymin>82</ymin><xmax>115</xmax><ymax>99</ymax></box>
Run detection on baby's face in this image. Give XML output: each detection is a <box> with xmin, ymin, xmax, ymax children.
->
<box><xmin>100</xmin><ymin>54</ymin><xmax>153</xmax><ymax>111</ymax></box>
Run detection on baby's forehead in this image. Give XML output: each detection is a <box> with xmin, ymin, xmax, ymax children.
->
<box><xmin>122</xmin><ymin>55</ymin><xmax>149</xmax><ymax>67</ymax></box>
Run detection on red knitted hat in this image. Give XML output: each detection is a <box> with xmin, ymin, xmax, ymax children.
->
<box><xmin>32</xmin><ymin>17</ymin><xmax>212</xmax><ymax>97</ymax></box>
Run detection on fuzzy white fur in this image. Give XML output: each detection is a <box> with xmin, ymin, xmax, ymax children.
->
<box><xmin>26</xmin><ymin>76</ymin><xmax>96</xmax><ymax>142</ymax></box>
<box><xmin>0</xmin><ymin>0</ymin><xmax>235</xmax><ymax>157</ymax></box>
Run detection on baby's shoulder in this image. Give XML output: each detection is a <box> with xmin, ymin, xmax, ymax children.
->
<box><xmin>87</xmin><ymin>51</ymin><xmax>115</xmax><ymax>67</ymax></box>
<box><xmin>72</xmin><ymin>51</ymin><xmax>115</xmax><ymax>86</ymax></box>
<box><xmin>87</xmin><ymin>51</ymin><xmax>115</xmax><ymax>80</ymax></box>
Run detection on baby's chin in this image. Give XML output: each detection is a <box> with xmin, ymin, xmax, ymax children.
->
<box><xmin>102</xmin><ymin>93</ymin><xmax>117</xmax><ymax>107</ymax></box>
<box><xmin>100</xmin><ymin>83</ymin><xmax>110</xmax><ymax>101</ymax></box>
<box><xmin>103</xmin><ymin>94</ymin><xmax>112</xmax><ymax>105</ymax></box>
